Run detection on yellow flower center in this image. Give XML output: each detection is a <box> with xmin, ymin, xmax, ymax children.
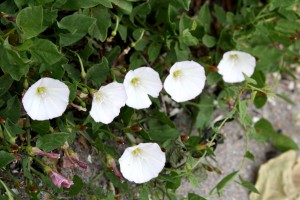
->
<box><xmin>132</xmin><ymin>147</ymin><xmax>142</xmax><ymax>156</ymax></box>
<box><xmin>36</xmin><ymin>86</ymin><xmax>46</xmax><ymax>95</ymax></box>
<box><xmin>96</xmin><ymin>91</ymin><xmax>103</xmax><ymax>101</ymax></box>
<box><xmin>230</xmin><ymin>54</ymin><xmax>239</xmax><ymax>59</ymax></box>
<box><xmin>131</xmin><ymin>77</ymin><xmax>140</xmax><ymax>86</ymax></box>
<box><xmin>173</xmin><ymin>70</ymin><xmax>183</xmax><ymax>79</ymax></box>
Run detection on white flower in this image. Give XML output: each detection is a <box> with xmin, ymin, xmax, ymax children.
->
<box><xmin>22</xmin><ymin>77</ymin><xmax>70</xmax><ymax>120</ymax></box>
<box><xmin>217</xmin><ymin>50</ymin><xmax>256</xmax><ymax>83</ymax></box>
<box><xmin>123</xmin><ymin>67</ymin><xmax>162</xmax><ymax>109</ymax></box>
<box><xmin>164</xmin><ymin>61</ymin><xmax>206</xmax><ymax>102</ymax></box>
<box><xmin>119</xmin><ymin>143</ymin><xmax>166</xmax><ymax>184</ymax></box>
<box><xmin>90</xmin><ymin>82</ymin><xmax>127</xmax><ymax>124</ymax></box>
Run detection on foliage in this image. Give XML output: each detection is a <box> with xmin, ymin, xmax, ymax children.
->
<box><xmin>0</xmin><ymin>0</ymin><xmax>299</xmax><ymax>199</ymax></box>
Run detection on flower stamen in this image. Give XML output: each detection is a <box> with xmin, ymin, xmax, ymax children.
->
<box><xmin>130</xmin><ymin>77</ymin><xmax>140</xmax><ymax>86</ymax></box>
<box><xmin>95</xmin><ymin>91</ymin><xmax>103</xmax><ymax>101</ymax></box>
<box><xmin>230</xmin><ymin>54</ymin><xmax>239</xmax><ymax>60</ymax></box>
<box><xmin>132</xmin><ymin>147</ymin><xmax>142</xmax><ymax>156</ymax></box>
<box><xmin>37</xmin><ymin>86</ymin><xmax>46</xmax><ymax>95</ymax></box>
<box><xmin>173</xmin><ymin>70</ymin><xmax>183</xmax><ymax>79</ymax></box>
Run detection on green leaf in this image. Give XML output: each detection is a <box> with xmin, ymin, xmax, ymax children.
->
<box><xmin>237</xmin><ymin>176</ymin><xmax>260</xmax><ymax>194</ymax></box>
<box><xmin>110</xmin><ymin>0</ymin><xmax>132</xmax><ymax>14</ymax></box>
<box><xmin>148</xmin><ymin>42</ymin><xmax>162</xmax><ymax>62</ymax></box>
<box><xmin>174</xmin><ymin>0</ymin><xmax>191</xmax><ymax>10</ymax></box>
<box><xmin>182</xmin><ymin>29</ymin><xmax>198</xmax><ymax>46</ymax></box>
<box><xmin>270</xmin><ymin>0</ymin><xmax>296</xmax><ymax>10</ymax></box>
<box><xmin>244</xmin><ymin>150</ymin><xmax>255</xmax><ymax>161</ymax></box>
<box><xmin>0</xmin><ymin>74</ymin><xmax>14</xmax><ymax>96</ymax></box>
<box><xmin>118</xmin><ymin>25</ymin><xmax>127</xmax><ymax>42</ymax></box>
<box><xmin>0</xmin><ymin>151</ymin><xmax>15</xmax><ymax>168</ymax></box>
<box><xmin>188</xmin><ymin>193</ymin><xmax>207</xmax><ymax>200</ymax></box>
<box><xmin>99</xmin><ymin>0</ymin><xmax>112</xmax><ymax>8</ymax></box>
<box><xmin>174</xmin><ymin>42</ymin><xmax>189</xmax><ymax>61</ymax></box>
<box><xmin>212</xmin><ymin>171</ymin><xmax>239</xmax><ymax>195</ymax></box>
<box><xmin>43</xmin><ymin>8</ymin><xmax>58</xmax><ymax>26</ymax></box>
<box><xmin>188</xmin><ymin>173</ymin><xmax>200</xmax><ymax>188</ymax></box>
<box><xmin>58</xmin><ymin>14</ymin><xmax>96</xmax><ymax>46</ymax></box>
<box><xmin>31</xmin><ymin>120</ymin><xmax>50</xmax><ymax>135</ymax></box>
<box><xmin>29</xmin><ymin>39</ymin><xmax>62</xmax><ymax>65</ymax></box>
<box><xmin>0</xmin><ymin>42</ymin><xmax>29</xmax><ymax>81</ymax></box>
<box><xmin>238</xmin><ymin>100</ymin><xmax>252</xmax><ymax>126</ymax></box>
<box><xmin>166</xmin><ymin>138</ymin><xmax>187</xmax><ymax>168</ymax></box>
<box><xmin>36</xmin><ymin>132</ymin><xmax>72</xmax><ymax>151</ymax></box>
<box><xmin>140</xmin><ymin>185</ymin><xmax>149</xmax><ymax>200</ymax></box>
<box><xmin>254</xmin><ymin>92</ymin><xmax>267</xmax><ymax>108</ymax></box>
<box><xmin>147</xmin><ymin>125</ymin><xmax>180</xmax><ymax>142</ymax></box>
<box><xmin>214</xmin><ymin>4</ymin><xmax>226</xmax><ymax>25</ymax></box>
<box><xmin>202</xmin><ymin>34</ymin><xmax>216</xmax><ymax>48</ymax></box>
<box><xmin>130</xmin><ymin>2</ymin><xmax>151</xmax><ymax>23</ymax></box>
<box><xmin>0</xmin><ymin>95</ymin><xmax>21</xmax><ymax>123</ymax></box>
<box><xmin>16</xmin><ymin>6</ymin><xmax>45</xmax><ymax>39</ymax></box>
<box><xmin>86</xmin><ymin>57</ymin><xmax>109</xmax><ymax>88</ymax></box>
<box><xmin>254</xmin><ymin>118</ymin><xmax>298</xmax><ymax>151</ymax></box>
<box><xmin>197</xmin><ymin>3</ymin><xmax>211</xmax><ymax>32</ymax></box>
<box><xmin>69</xmin><ymin>176</ymin><xmax>84</xmax><ymax>196</ymax></box>
<box><xmin>39</xmin><ymin>57</ymin><xmax>67</xmax><ymax>79</ymax></box>
<box><xmin>159</xmin><ymin>172</ymin><xmax>181</xmax><ymax>190</ymax></box>
<box><xmin>89</xmin><ymin>6</ymin><xmax>111</xmax><ymax>42</ymax></box>
<box><xmin>150</xmin><ymin>110</ymin><xmax>175</xmax><ymax>128</ymax></box>
<box><xmin>195</xmin><ymin>96</ymin><xmax>214</xmax><ymax>130</ymax></box>
<box><xmin>65</xmin><ymin>82</ymin><xmax>77</xmax><ymax>102</ymax></box>
<box><xmin>62</xmin><ymin>0</ymin><xmax>103</xmax><ymax>10</ymax></box>
<box><xmin>22</xmin><ymin>157</ymin><xmax>33</xmax><ymax>180</ymax></box>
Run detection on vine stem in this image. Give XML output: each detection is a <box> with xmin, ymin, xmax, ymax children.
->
<box><xmin>191</xmin><ymin>87</ymin><xmax>245</xmax><ymax>170</ymax></box>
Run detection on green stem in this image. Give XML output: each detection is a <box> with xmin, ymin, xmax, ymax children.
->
<box><xmin>0</xmin><ymin>179</ymin><xmax>14</xmax><ymax>200</ymax></box>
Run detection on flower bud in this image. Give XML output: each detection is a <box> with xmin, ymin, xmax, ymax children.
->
<box><xmin>131</xmin><ymin>125</ymin><xmax>142</xmax><ymax>132</ymax></box>
<box><xmin>180</xmin><ymin>135</ymin><xmax>189</xmax><ymax>141</ymax></box>
<box><xmin>107</xmin><ymin>155</ymin><xmax>124</xmax><ymax>183</ymax></box>
<box><xmin>30</xmin><ymin>147</ymin><xmax>60</xmax><ymax>159</ymax></box>
<box><xmin>48</xmin><ymin>170</ymin><xmax>74</xmax><ymax>188</ymax></box>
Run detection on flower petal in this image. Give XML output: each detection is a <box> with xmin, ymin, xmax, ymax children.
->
<box><xmin>123</xmin><ymin>67</ymin><xmax>162</xmax><ymax>109</ymax></box>
<box><xmin>136</xmin><ymin>67</ymin><xmax>163</xmax><ymax>98</ymax></box>
<box><xmin>90</xmin><ymin>82</ymin><xmax>127</xmax><ymax>124</ymax></box>
<box><xmin>218</xmin><ymin>51</ymin><xmax>256</xmax><ymax>83</ymax></box>
<box><xmin>22</xmin><ymin>77</ymin><xmax>70</xmax><ymax>120</ymax></box>
<box><xmin>124</xmin><ymin>84</ymin><xmax>152</xmax><ymax>109</ymax></box>
<box><xmin>119</xmin><ymin>143</ymin><xmax>166</xmax><ymax>184</ymax></box>
<box><xmin>164</xmin><ymin>61</ymin><xmax>206</xmax><ymax>102</ymax></box>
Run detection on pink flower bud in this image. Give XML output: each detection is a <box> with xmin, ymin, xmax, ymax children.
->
<box><xmin>62</xmin><ymin>150</ymin><xmax>88</xmax><ymax>170</ymax></box>
<box><xmin>31</xmin><ymin>147</ymin><xmax>60</xmax><ymax>159</ymax></box>
<box><xmin>107</xmin><ymin>155</ymin><xmax>124</xmax><ymax>183</ymax></box>
<box><xmin>48</xmin><ymin>171</ymin><xmax>73</xmax><ymax>188</ymax></box>
<box><xmin>69</xmin><ymin>153</ymin><xmax>88</xmax><ymax>169</ymax></box>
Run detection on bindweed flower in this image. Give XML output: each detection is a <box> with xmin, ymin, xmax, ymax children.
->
<box><xmin>164</xmin><ymin>61</ymin><xmax>206</xmax><ymax>102</ymax></box>
<box><xmin>123</xmin><ymin>67</ymin><xmax>162</xmax><ymax>109</ymax></box>
<box><xmin>90</xmin><ymin>82</ymin><xmax>127</xmax><ymax>124</ymax></box>
<box><xmin>48</xmin><ymin>170</ymin><xmax>73</xmax><ymax>188</ymax></box>
<box><xmin>22</xmin><ymin>77</ymin><xmax>70</xmax><ymax>120</ymax></box>
<box><xmin>217</xmin><ymin>50</ymin><xmax>256</xmax><ymax>83</ymax></box>
<box><xmin>119</xmin><ymin>143</ymin><xmax>166</xmax><ymax>184</ymax></box>
<box><xmin>31</xmin><ymin>147</ymin><xmax>60</xmax><ymax>159</ymax></box>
